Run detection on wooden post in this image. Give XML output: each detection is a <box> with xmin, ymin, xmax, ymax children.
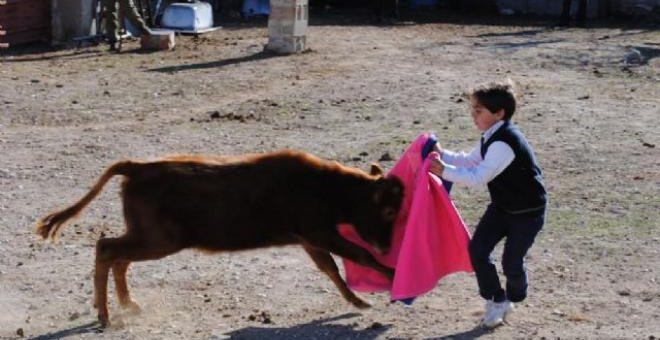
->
<box><xmin>0</xmin><ymin>1</ymin><xmax>7</xmax><ymax>48</ymax></box>
<box><xmin>0</xmin><ymin>20</ymin><xmax>7</xmax><ymax>48</ymax></box>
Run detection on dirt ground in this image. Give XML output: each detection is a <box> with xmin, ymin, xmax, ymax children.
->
<box><xmin>1</xmin><ymin>10</ymin><xmax>659</xmax><ymax>340</ymax></box>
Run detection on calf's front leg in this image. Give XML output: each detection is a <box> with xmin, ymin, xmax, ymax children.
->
<box><xmin>302</xmin><ymin>243</ymin><xmax>371</xmax><ymax>309</ymax></box>
<box><xmin>308</xmin><ymin>233</ymin><xmax>395</xmax><ymax>281</ymax></box>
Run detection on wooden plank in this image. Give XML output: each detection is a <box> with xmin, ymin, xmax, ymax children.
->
<box><xmin>0</xmin><ymin>0</ymin><xmax>50</xmax><ymax>45</ymax></box>
<box><xmin>3</xmin><ymin>28</ymin><xmax>48</xmax><ymax>44</ymax></box>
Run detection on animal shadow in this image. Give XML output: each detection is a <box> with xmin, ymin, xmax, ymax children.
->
<box><xmin>27</xmin><ymin>321</ymin><xmax>103</xmax><ymax>339</ymax></box>
<box><xmin>223</xmin><ymin>312</ymin><xmax>391</xmax><ymax>339</ymax></box>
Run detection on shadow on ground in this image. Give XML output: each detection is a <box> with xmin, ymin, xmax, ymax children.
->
<box><xmin>425</xmin><ymin>325</ymin><xmax>492</xmax><ymax>339</ymax></box>
<box><xmin>147</xmin><ymin>49</ymin><xmax>287</xmax><ymax>73</ymax></box>
<box><xmin>223</xmin><ymin>313</ymin><xmax>390</xmax><ymax>339</ymax></box>
<box><xmin>27</xmin><ymin>321</ymin><xmax>102</xmax><ymax>340</ymax></box>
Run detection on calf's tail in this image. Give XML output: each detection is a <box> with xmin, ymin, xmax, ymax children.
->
<box><xmin>35</xmin><ymin>160</ymin><xmax>137</xmax><ymax>240</ymax></box>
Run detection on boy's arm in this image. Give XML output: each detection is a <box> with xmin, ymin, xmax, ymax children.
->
<box><xmin>440</xmin><ymin>143</ymin><xmax>482</xmax><ymax>167</ymax></box>
<box><xmin>440</xmin><ymin>142</ymin><xmax>514</xmax><ymax>187</ymax></box>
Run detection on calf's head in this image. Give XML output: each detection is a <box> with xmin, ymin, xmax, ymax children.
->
<box><xmin>351</xmin><ymin>170</ymin><xmax>404</xmax><ymax>255</ymax></box>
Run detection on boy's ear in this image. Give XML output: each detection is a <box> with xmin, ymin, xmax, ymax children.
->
<box><xmin>370</xmin><ymin>163</ymin><xmax>384</xmax><ymax>176</ymax></box>
<box><xmin>494</xmin><ymin>108</ymin><xmax>506</xmax><ymax>120</ymax></box>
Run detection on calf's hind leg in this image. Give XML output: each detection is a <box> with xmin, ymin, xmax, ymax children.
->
<box><xmin>112</xmin><ymin>260</ymin><xmax>141</xmax><ymax>314</ymax></box>
<box><xmin>95</xmin><ymin>235</ymin><xmax>182</xmax><ymax>327</ymax></box>
<box><xmin>302</xmin><ymin>243</ymin><xmax>371</xmax><ymax>309</ymax></box>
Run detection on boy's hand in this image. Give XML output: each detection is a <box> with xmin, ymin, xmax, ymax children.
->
<box><xmin>429</xmin><ymin>157</ymin><xmax>445</xmax><ymax>177</ymax></box>
<box><xmin>432</xmin><ymin>143</ymin><xmax>443</xmax><ymax>157</ymax></box>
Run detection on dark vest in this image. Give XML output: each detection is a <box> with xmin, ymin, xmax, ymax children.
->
<box><xmin>481</xmin><ymin>121</ymin><xmax>547</xmax><ymax>215</ymax></box>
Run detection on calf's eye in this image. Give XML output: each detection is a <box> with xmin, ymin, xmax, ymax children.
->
<box><xmin>382</xmin><ymin>207</ymin><xmax>397</xmax><ymax>222</ymax></box>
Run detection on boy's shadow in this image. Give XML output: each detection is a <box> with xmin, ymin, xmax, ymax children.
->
<box><xmin>224</xmin><ymin>313</ymin><xmax>390</xmax><ymax>339</ymax></box>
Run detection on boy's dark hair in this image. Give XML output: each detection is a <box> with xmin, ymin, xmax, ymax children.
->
<box><xmin>469</xmin><ymin>81</ymin><xmax>517</xmax><ymax>120</ymax></box>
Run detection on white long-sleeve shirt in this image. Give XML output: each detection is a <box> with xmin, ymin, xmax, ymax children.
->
<box><xmin>441</xmin><ymin>121</ymin><xmax>515</xmax><ymax>187</ymax></box>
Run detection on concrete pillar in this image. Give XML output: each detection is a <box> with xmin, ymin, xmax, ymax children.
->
<box><xmin>51</xmin><ymin>0</ymin><xmax>98</xmax><ymax>44</ymax></box>
<box><xmin>266</xmin><ymin>0</ymin><xmax>307</xmax><ymax>54</ymax></box>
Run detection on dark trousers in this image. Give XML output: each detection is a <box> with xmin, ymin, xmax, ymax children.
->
<box><xmin>560</xmin><ymin>0</ymin><xmax>587</xmax><ymax>26</ymax></box>
<box><xmin>469</xmin><ymin>204</ymin><xmax>545</xmax><ymax>303</ymax></box>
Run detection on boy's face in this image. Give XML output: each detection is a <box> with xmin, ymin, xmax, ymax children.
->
<box><xmin>470</xmin><ymin>98</ymin><xmax>505</xmax><ymax>132</ymax></box>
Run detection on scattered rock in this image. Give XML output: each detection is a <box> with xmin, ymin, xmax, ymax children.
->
<box><xmin>378</xmin><ymin>152</ymin><xmax>393</xmax><ymax>162</ymax></box>
<box><xmin>206</xmin><ymin>111</ymin><xmax>259</xmax><ymax>123</ymax></box>
<box><xmin>568</xmin><ymin>313</ymin><xmax>591</xmax><ymax>322</ymax></box>
<box><xmin>368</xmin><ymin>322</ymin><xmax>384</xmax><ymax>330</ymax></box>
<box><xmin>640</xmin><ymin>291</ymin><xmax>654</xmax><ymax>302</ymax></box>
<box><xmin>552</xmin><ymin>309</ymin><xmax>565</xmax><ymax>316</ymax></box>
<box><xmin>68</xmin><ymin>312</ymin><xmax>80</xmax><ymax>321</ymax></box>
<box><xmin>577</xmin><ymin>95</ymin><xmax>590</xmax><ymax>100</ymax></box>
<box><xmin>642</xmin><ymin>142</ymin><xmax>655</xmax><ymax>148</ymax></box>
<box><xmin>16</xmin><ymin>328</ymin><xmax>24</xmax><ymax>337</ymax></box>
<box><xmin>624</xmin><ymin>48</ymin><xmax>643</xmax><ymax>66</ymax></box>
<box><xmin>30</xmin><ymin>79</ymin><xmax>40</xmax><ymax>84</ymax></box>
<box><xmin>0</xmin><ymin>169</ymin><xmax>15</xmax><ymax>179</ymax></box>
<box><xmin>618</xmin><ymin>289</ymin><xmax>631</xmax><ymax>296</ymax></box>
<box><xmin>247</xmin><ymin>310</ymin><xmax>272</xmax><ymax>324</ymax></box>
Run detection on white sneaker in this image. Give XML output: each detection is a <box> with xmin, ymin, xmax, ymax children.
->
<box><xmin>480</xmin><ymin>300</ymin><xmax>514</xmax><ymax>329</ymax></box>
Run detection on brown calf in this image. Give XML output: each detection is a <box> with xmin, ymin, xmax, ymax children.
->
<box><xmin>36</xmin><ymin>150</ymin><xmax>404</xmax><ymax>327</ymax></box>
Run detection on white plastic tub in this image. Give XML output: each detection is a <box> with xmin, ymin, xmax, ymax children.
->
<box><xmin>160</xmin><ymin>2</ymin><xmax>216</xmax><ymax>33</ymax></box>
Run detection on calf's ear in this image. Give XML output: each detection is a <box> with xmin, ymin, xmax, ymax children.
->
<box><xmin>369</xmin><ymin>163</ymin><xmax>384</xmax><ymax>176</ymax></box>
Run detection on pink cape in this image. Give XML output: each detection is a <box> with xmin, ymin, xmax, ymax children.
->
<box><xmin>338</xmin><ymin>134</ymin><xmax>473</xmax><ymax>300</ymax></box>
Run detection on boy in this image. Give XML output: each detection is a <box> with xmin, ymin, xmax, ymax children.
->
<box><xmin>429</xmin><ymin>81</ymin><xmax>547</xmax><ymax>329</ymax></box>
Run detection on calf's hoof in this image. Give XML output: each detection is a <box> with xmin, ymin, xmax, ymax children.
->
<box><xmin>122</xmin><ymin>301</ymin><xmax>142</xmax><ymax>315</ymax></box>
<box><xmin>351</xmin><ymin>298</ymin><xmax>371</xmax><ymax>309</ymax></box>
<box><xmin>97</xmin><ymin>315</ymin><xmax>110</xmax><ymax>328</ymax></box>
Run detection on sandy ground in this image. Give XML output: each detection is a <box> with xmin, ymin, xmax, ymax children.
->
<box><xmin>1</xmin><ymin>10</ymin><xmax>659</xmax><ymax>340</ymax></box>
